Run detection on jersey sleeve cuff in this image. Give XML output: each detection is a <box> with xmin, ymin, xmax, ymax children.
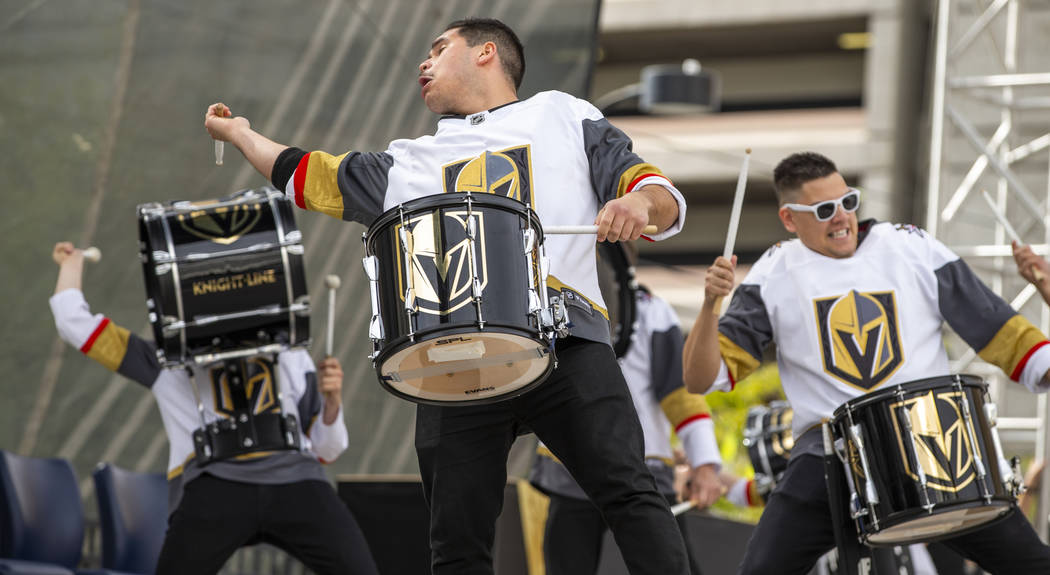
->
<box><xmin>1019</xmin><ymin>343</ymin><xmax>1050</xmax><ymax>392</ymax></box>
<box><xmin>630</xmin><ymin>175</ymin><xmax>686</xmax><ymax>241</ymax></box>
<box><xmin>678</xmin><ymin>417</ymin><xmax>722</xmax><ymax>469</ymax></box>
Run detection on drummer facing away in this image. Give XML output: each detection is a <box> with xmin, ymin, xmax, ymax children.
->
<box><xmin>206</xmin><ymin>17</ymin><xmax>692</xmax><ymax>575</ymax></box>
<box><xmin>682</xmin><ymin>151</ymin><xmax>1050</xmax><ymax>574</ymax></box>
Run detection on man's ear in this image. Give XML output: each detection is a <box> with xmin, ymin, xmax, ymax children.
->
<box><xmin>477</xmin><ymin>41</ymin><xmax>498</xmax><ymax>65</ymax></box>
<box><xmin>778</xmin><ymin>206</ymin><xmax>797</xmax><ymax>234</ymax></box>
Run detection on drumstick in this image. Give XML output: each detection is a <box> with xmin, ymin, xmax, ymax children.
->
<box><xmin>723</xmin><ymin>149</ymin><xmax>751</xmax><ymax>260</ymax></box>
<box><xmin>545</xmin><ymin>224</ymin><xmax>658</xmax><ymax>236</ymax></box>
<box><xmin>324</xmin><ymin>275</ymin><xmax>341</xmax><ymax>357</ymax></box>
<box><xmin>82</xmin><ymin>246</ymin><xmax>101</xmax><ymax>263</ymax></box>
<box><xmin>214</xmin><ymin>106</ymin><xmax>227</xmax><ymax>166</ymax></box>
<box><xmin>981</xmin><ymin>190</ymin><xmax>1044</xmax><ymax>281</ymax></box>
<box><xmin>670</xmin><ymin>500</ymin><xmax>696</xmax><ymax>516</ymax></box>
<box><xmin>709</xmin><ymin>149</ymin><xmax>751</xmax><ymax>311</ymax></box>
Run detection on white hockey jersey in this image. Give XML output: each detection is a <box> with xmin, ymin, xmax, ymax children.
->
<box><xmin>271</xmin><ymin>90</ymin><xmax>686</xmax><ymax>344</ymax></box>
<box><xmin>711</xmin><ymin>221</ymin><xmax>1050</xmax><ymax>438</ymax></box>
<box><xmin>49</xmin><ymin>288</ymin><xmax>348</xmax><ymax>511</ymax></box>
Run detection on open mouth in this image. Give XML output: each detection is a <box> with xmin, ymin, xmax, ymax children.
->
<box><xmin>829</xmin><ymin>229</ymin><xmax>850</xmax><ymax>239</ymax></box>
<box><xmin>419</xmin><ymin>77</ymin><xmax>432</xmax><ymax>92</ymax></box>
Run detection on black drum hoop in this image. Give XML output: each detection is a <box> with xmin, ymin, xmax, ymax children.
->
<box><xmin>365</xmin><ymin>192</ymin><xmax>543</xmax><ymax>251</ymax></box>
<box><xmin>832</xmin><ymin>374</ymin><xmax>986</xmax><ymax>419</ymax></box>
<box><xmin>596</xmin><ymin>241</ymin><xmax>637</xmax><ymax>358</ymax></box>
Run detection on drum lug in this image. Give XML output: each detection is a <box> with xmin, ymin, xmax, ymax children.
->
<box><xmin>957</xmin><ymin>390</ymin><xmax>993</xmax><ymax>503</ymax></box>
<box><xmin>845</xmin><ymin>420</ymin><xmax>881</xmax><ymax>531</ymax></box>
<box><xmin>361</xmin><ymin>255</ymin><xmax>385</xmax><ymax>351</ymax></box>
<box><xmin>465</xmin><ymin>210</ymin><xmax>485</xmax><ymax>329</ymax></box>
<box><xmin>985</xmin><ymin>402</ymin><xmax>1022</xmax><ymax>496</ymax></box>
<box><xmin>397</xmin><ymin>225</ymin><xmax>419</xmax><ymax>339</ymax></box>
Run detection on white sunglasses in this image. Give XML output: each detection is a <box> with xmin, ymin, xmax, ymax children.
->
<box><xmin>783</xmin><ymin>189</ymin><xmax>861</xmax><ymax>222</ymax></box>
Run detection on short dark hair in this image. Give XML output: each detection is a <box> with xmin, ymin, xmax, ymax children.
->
<box><xmin>446</xmin><ymin>18</ymin><xmax>525</xmax><ymax>90</ymax></box>
<box><xmin>772</xmin><ymin>152</ymin><xmax>839</xmax><ymax>204</ymax></box>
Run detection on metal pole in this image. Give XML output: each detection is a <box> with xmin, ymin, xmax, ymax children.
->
<box><xmin>1039</xmin><ymin>142</ymin><xmax>1050</xmax><ymax>543</ymax></box>
<box><xmin>925</xmin><ymin>0</ymin><xmax>950</xmax><ymax>236</ymax></box>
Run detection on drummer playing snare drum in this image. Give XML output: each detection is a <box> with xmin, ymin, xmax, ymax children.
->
<box><xmin>683</xmin><ymin>151</ymin><xmax>1050</xmax><ymax>574</ymax></box>
<box><xmin>206</xmin><ymin>17</ymin><xmax>692</xmax><ymax>575</ymax></box>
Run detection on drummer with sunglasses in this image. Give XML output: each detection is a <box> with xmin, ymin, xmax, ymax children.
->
<box><xmin>682</xmin><ymin>151</ymin><xmax>1050</xmax><ymax>574</ymax></box>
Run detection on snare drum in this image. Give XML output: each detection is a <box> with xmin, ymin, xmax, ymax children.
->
<box><xmin>362</xmin><ymin>193</ymin><xmax>557</xmax><ymax>405</ymax></box>
<box><xmin>138</xmin><ymin>187</ymin><xmax>309</xmax><ymax>365</ymax></box>
<box><xmin>743</xmin><ymin>401</ymin><xmax>793</xmax><ymax>496</ymax></box>
<box><xmin>829</xmin><ymin>375</ymin><xmax>1015</xmax><ymax>545</ymax></box>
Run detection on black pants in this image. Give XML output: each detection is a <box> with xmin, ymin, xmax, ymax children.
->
<box><xmin>739</xmin><ymin>454</ymin><xmax>1050</xmax><ymax>575</ymax></box>
<box><xmin>156</xmin><ymin>475</ymin><xmax>379</xmax><ymax>575</ymax></box>
<box><xmin>415</xmin><ymin>338</ymin><xmax>689</xmax><ymax>575</ymax></box>
<box><xmin>544</xmin><ymin>492</ymin><xmax>704</xmax><ymax>575</ymax></box>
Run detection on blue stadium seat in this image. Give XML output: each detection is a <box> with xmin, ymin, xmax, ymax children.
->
<box><xmin>91</xmin><ymin>464</ymin><xmax>166</xmax><ymax>575</ymax></box>
<box><xmin>0</xmin><ymin>450</ymin><xmax>81</xmax><ymax>575</ymax></box>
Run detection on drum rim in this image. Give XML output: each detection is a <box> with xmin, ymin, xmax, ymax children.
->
<box><xmin>831</xmin><ymin>374</ymin><xmax>986</xmax><ymax>419</ymax></box>
<box><xmin>365</xmin><ymin>192</ymin><xmax>543</xmax><ymax>249</ymax></box>
<box><xmin>373</xmin><ymin>323</ymin><xmax>547</xmax><ymax>367</ymax></box>
<box><xmin>861</xmin><ymin>498</ymin><xmax>1014</xmax><ymax>546</ymax></box>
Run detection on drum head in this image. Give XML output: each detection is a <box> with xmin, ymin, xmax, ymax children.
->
<box><xmin>867</xmin><ymin>502</ymin><xmax>1010</xmax><ymax>545</ymax></box>
<box><xmin>378</xmin><ymin>330</ymin><xmax>552</xmax><ymax>404</ymax></box>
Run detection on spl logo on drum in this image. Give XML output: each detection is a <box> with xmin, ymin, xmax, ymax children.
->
<box><xmin>395</xmin><ymin>211</ymin><xmax>488</xmax><ymax>315</ymax></box>
<box><xmin>890</xmin><ymin>390</ymin><xmax>976</xmax><ymax>493</ymax></box>
<box><xmin>814</xmin><ymin>290</ymin><xmax>903</xmax><ymax>391</ymax></box>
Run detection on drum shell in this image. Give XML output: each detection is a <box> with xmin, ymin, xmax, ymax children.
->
<box><xmin>365</xmin><ymin>193</ymin><xmax>550</xmax><ymax>404</ymax></box>
<box><xmin>138</xmin><ymin>189</ymin><xmax>309</xmax><ymax>365</ymax></box>
<box><xmin>830</xmin><ymin>375</ymin><xmax>1011</xmax><ymax>544</ymax></box>
<box><xmin>744</xmin><ymin>402</ymin><xmax>794</xmax><ymax>486</ymax></box>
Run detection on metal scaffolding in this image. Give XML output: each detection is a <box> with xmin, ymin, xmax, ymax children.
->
<box><xmin>927</xmin><ymin>0</ymin><xmax>1050</xmax><ymax>539</ymax></box>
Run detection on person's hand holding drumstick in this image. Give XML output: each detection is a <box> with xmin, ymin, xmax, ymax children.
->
<box><xmin>1013</xmin><ymin>241</ymin><xmax>1050</xmax><ymax>303</ymax></box>
<box><xmin>52</xmin><ymin>242</ymin><xmax>100</xmax><ymax>295</ymax></box>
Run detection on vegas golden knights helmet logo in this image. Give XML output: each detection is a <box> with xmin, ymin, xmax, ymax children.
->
<box><xmin>814</xmin><ymin>290</ymin><xmax>903</xmax><ymax>391</ymax></box>
<box><xmin>890</xmin><ymin>390</ymin><xmax>977</xmax><ymax>493</ymax></box>
<box><xmin>394</xmin><ymin>211</ymin><xmax>488</xmax><ymax>315</ymax></box>
<box><xmin>210</xmin><ymin>358</ymin><xmax>279</xmax><ymax>417</ymax></box>
<box><xmin>442</xmin><ymin>146</ymin><xmax>534</xmax><ymax>207</ymax></box>
<box><xmin>178</xmin><ymin>201</ymin><xmax>263</xmax><ymax>245</ymax></box>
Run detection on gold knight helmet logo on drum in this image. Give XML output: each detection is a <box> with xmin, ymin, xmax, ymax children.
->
<box><xmin>178</xmin><ymin>201</ymin><xmax>263</xmax><ymax>245</ymax></box>
<box><xmin>890</xmin><ymin>390</ymin><xmax>978</xmax><ymax>493</ymax></box>
<box><xmin>394</xmin><ymin>211</ymin><xmax>489</xmax><ymax>315</ymax></box>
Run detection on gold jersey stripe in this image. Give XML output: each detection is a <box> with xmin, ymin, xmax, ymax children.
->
<box><xmin>659</xmin><ymin>387</ymin><xmax>712</xmax><ymax>430</ymax></box>
<box><xmin>302</xmin><ymin>151</ymin><xmax>349</xmax><ymax>220</ymax></box>
<box><xmin>546</xmin><ymin>274</ymin><xmax>609</xmax><ymax>320</ymax></box>
<box><xmin>85</xmin><ymin>321</ymin><xmax>131</xmax><ymax>372</ymax></box>
<box><xmin>977</xmin><ymin>314</ymin><xmax>1050</xmax><ymax>380</ymax></box>
<box><xmin>719</xmin><ymin>333</ymin><xmax>761</xmax><ymax>385</ymax></box>
<box><xmin>616</xmin><ymin>163</ymin><xmax>665</xmax><ymax>199</ymax></box>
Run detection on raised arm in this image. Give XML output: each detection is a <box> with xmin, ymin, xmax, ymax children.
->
<box><xmin>682</xmin><ymin>255</ymin><xmax>736</xmax><ymax>394</ymax></box>
<box><xmin>53</xmin><ymin>242</ymin><xmax>84</xmax><ymax>294</ymax></box>
<box><xmin>49</xmin><ymin>242</ymin><xmax>161</xmax><ymax>385</ymax></box>
<box><xmin>204</xmin><ymin>103</ymin><xmax>289</xmax><ymax>182</ymax></box>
